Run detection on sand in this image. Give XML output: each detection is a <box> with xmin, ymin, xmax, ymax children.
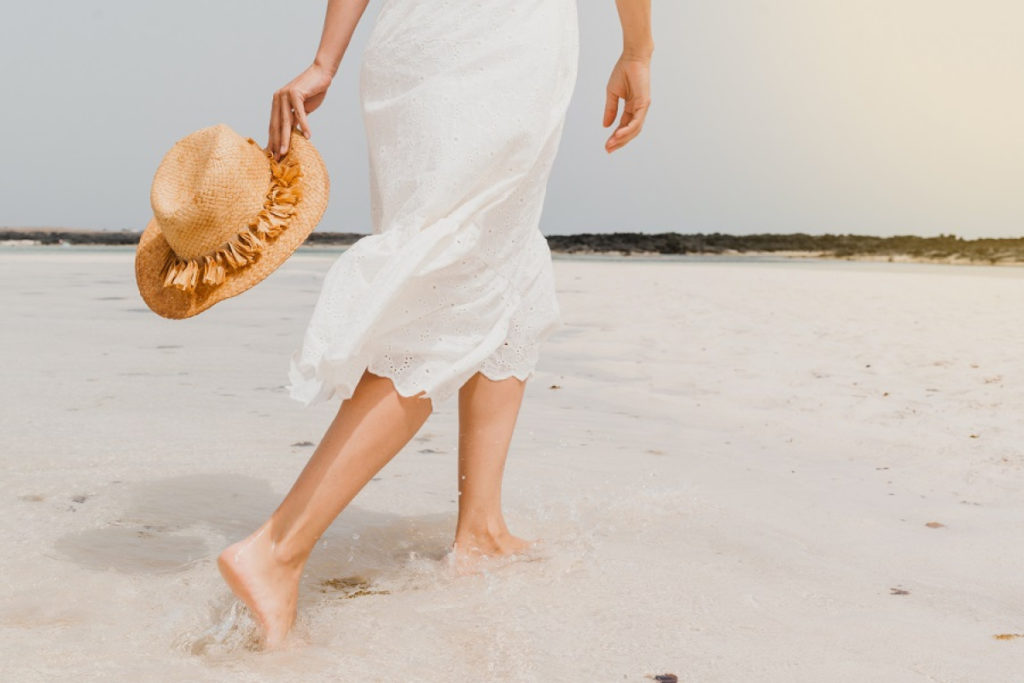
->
<box><xmin>1</xmin><ymin>245</ymin><xmax>1023</xmax><ymax>682</ymax></box>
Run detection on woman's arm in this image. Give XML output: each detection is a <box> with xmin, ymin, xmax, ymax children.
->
<box><xmin>312</xmin><ymin>0</ymin><xmax>372</xmax><ymax>78</ymax></box>
<box><xmin>604</xmin><ymin>0</ymin><xmax>654</xmax><ymax>153</ymax></box>
<box><xmin>268</xmin><ymin>0</ymin><xmax>372</xmax><ymax>160</ymax></box>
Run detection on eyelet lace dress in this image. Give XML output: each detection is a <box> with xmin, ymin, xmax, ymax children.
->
<box><xmin>287</xmin><ymin>0</ymin><xmax>580</xmax><ymax>406</ymax></box>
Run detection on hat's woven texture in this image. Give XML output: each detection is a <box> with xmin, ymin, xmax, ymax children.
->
<box><xmin>135</xmin><ymin>124</ymin><xmax>328</xmax><ymax>319</ymax></box>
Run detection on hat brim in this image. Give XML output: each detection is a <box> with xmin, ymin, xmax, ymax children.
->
<box><xmin>134</xmin><ymin>130</ymin><xmax>329</xmax><ymax>319</ymax></box>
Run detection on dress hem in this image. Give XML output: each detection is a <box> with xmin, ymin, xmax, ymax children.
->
<box><xmin>287</xmin><ymin>356</ymin><xmax>540</xmax><ymax>407</ymax></box>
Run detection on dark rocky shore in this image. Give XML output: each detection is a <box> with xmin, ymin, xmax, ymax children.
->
<box><xmin>3</xmin><ymin>228</ymin><xmax>1024</xmax><ymax>264</ymax></box>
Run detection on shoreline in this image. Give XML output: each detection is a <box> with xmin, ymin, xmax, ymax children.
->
<box><xmin>4</xmin><ymin>240</ymin><xmax>1024</xmax><ymax>268</ymax></box>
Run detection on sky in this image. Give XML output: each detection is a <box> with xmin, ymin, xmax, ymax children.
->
<box><xmin>2</xmin><ymin>0</ymin><xmax>1022</xmax><ymax>238</ymax></box>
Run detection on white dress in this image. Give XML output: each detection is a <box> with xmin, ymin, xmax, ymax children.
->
<box><xmin>287</xmin><ymin>0</ymin><xmax>580</xmax><ymax>406</ymax></box>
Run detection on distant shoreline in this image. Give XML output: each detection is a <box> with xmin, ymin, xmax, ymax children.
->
<box><xmin>3</xmin><ymin>228</ymin><xmax>1024</xmax><ymax>266</ymax></box>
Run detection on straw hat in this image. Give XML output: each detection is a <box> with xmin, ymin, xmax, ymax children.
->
<box><xmin>135</xmin><ymin>123</ymin><xmax>329</xmax><ymax>319</ymax></box>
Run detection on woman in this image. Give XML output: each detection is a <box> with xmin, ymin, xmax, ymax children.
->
<box><xmin>219</xmin><ymin>0</ymin><xmax>652</xmax><ymax>650</ymax></box>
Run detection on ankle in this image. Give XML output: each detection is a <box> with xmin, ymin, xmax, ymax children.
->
<box><xmin>270</xmin><ymin>540</ymin><xmax>309</xmax><ymax>572</ymax></box>
<box><xmin>260</xmin><ymin>519</ymin><xmax>311</xmax><ymax>571</ymax></box>
<box><xmin>455</xmin><ymin>517</ymin><xmax>511</xmax><ymax>543</ymax></box>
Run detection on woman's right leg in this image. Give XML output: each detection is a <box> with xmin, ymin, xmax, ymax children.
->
<box><xmin>217</xmin><ymin>368</ymin><xmax>433</xmax><ymax>650</ymax></box>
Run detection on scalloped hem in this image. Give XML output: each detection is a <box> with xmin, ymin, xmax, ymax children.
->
<box><xmin>363</xmin><ymin>360</ymin><xmax>537</xmax><ymax>402</ymax></box>
<box><xmin>287</xmin><ymin>355</ymin><xmax>539</xmax><ymax>407</ymax></box>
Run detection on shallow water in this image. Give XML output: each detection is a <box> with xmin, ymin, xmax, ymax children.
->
<box><xmin>2</xmin><ymin>248</ymin><xmax>1023</xmax><ymax>681</ymax></box>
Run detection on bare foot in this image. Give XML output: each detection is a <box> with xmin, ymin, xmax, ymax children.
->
<box><xmin>450</xmin><ymin>530</ymin><xmax>536</xmax><ymax>576</ymax></box>
<box><xmin>217</xmin><ymin>521</ymin><xmax>305</xmax><ymax>650</ymax></box>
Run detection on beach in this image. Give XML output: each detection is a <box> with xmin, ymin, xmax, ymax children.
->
<box><xmin>2</xmin><ymin>245</ymin><xmax>1023</xmax><ymax>681</ymax></box>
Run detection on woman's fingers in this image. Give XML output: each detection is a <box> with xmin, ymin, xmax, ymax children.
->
<box><xmin>289</xmin><ymin>90</ymin><xmax>312</xmax><ymax>140</ymax></box>
<box><xmin>607</xmin><ymin>99</ymin><xmax>650</xmax><ymax>152</ymax></box>
<box><xmin>606</xmin><ymin>108</ymin><xmax>637</xmax><ymax>153</ymax></box>
<box><xmin>608</xmin><ymin>110</ymin><xmax>633</xmax><ymax>147</ymax></box>
<box><xmin>277</xmin><ymin>93</ymin><xmax>292</xmax><ymax>160</ymax></box>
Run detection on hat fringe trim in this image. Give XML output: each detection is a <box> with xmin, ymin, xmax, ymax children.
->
<box><xmin>159</xmin><ymin>138</ymin><xmax>304</xmax><ymax>292</ymax></box>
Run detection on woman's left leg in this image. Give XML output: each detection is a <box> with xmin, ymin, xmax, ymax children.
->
<box><xmin>452</xmin><ymin>371</ymin><xmax>534</xmax><ymax>573</ymax></box>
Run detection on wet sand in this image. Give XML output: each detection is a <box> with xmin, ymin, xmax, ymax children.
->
<box><xmin>2</xmin><ymin>246</ymin><xmax>1023</xmax><ymax>681</ymax></box>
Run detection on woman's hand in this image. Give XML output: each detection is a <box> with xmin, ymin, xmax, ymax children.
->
<box><xmin>603</xmin><ymin>54</ymin><xmax>652</xmax><ymax>154</ymax></box>
<box><xmin>268</xmin><ymin>63</ymin><xmax>333</xmax><ymax>161</ymax></box>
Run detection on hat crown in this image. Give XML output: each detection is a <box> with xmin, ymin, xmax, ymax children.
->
<box><xmin>151</xmin><ymin>124</ymin><xmax>271</xmax><ymax>259</ymax></box>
